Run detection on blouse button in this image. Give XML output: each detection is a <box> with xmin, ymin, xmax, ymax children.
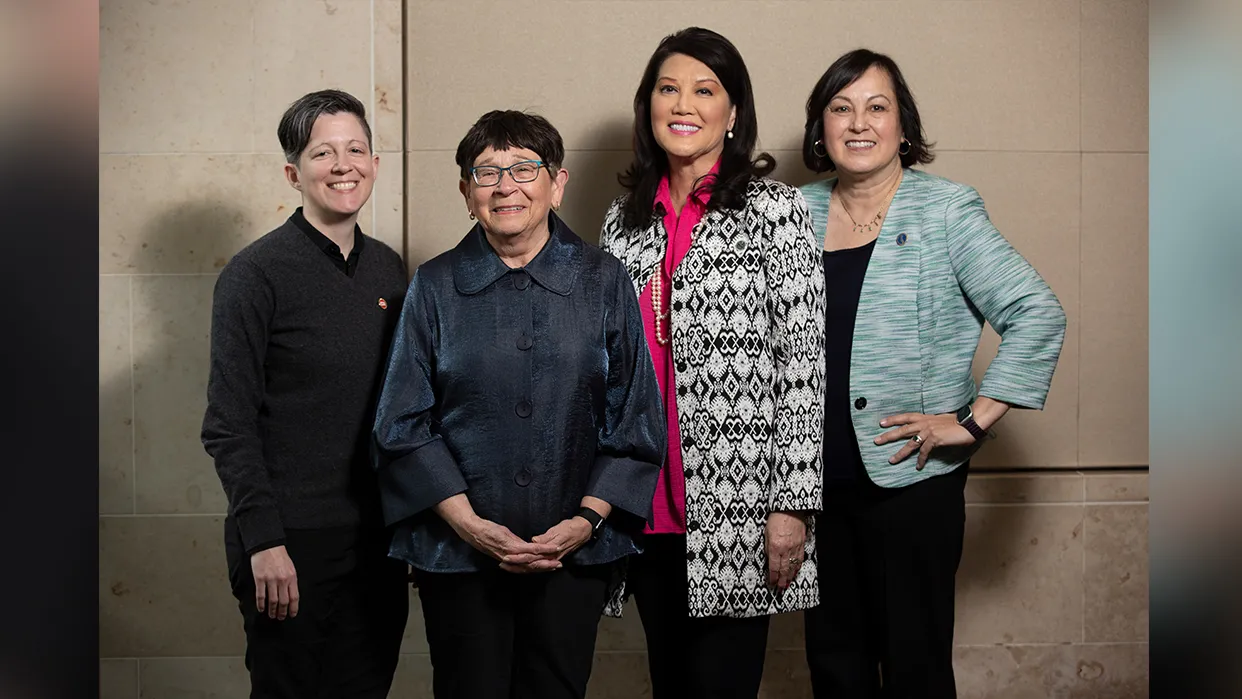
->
<box><xmin>516</xmin><ymin>334</ymin><xmax>533</xmax><ymax>351</ymax></box>
<box><xmin>513</xmin><ymin>272</ymin><xmax>530</xmax><ymax>290</ymax></box>
<box><xmin>515</xmin><ymin>400</ymin><xmax>532</xmax><ymax>418</ymax></box>
<box><xmin>514</xmin><ymin>469</ymin><xmax>532</xmax><ymax>487</ymax></box>
<box><xmin>854</xmin><ymin>397</ymin><xmax>867</xmax><ymax>410</ymax></box>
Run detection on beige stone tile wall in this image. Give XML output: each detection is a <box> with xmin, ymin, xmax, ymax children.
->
<box><xmin>100</xmin><ymin>0</ymin><xmax>1149</xmax><ymax>696</ymax></box>
<box><xmin>98</xmin><ymin>0</ymin><xmax>408</xmax><ymax>694</ymax></box>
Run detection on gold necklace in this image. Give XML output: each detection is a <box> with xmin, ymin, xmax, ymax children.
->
<box><xmin>835</xmin><ymin>171</ymin><xmax>902</xmax><ymax>235</ymax></box>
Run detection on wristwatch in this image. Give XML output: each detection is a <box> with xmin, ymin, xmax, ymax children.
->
<box><xmin>576</xmin><ymin>506</ymin><xmax>606</xmax><ymax>540</ymax></box>
<box><xmin>956</xmin><ymin>404</ymin><xmax>994</xmax><ymax>442</ymax></box>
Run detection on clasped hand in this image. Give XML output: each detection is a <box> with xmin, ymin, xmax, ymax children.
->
<box><xmin>463</xmin><ymin>516</ymin><xmax>593</xmax><ymax>574</ymax></box>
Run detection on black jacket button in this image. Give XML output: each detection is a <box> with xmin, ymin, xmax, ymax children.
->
<box><xmin>515</xmin><ymin>400</ymin><xmax>532</xmax><ymax>418</ymax></box>
<box><xmin>517</xmin><ymin>334</ymin><xmax>533</xmax><ymax>350</ymax></box>
<box><xmin>513</xmin><ymin>272</ymin><xmax>530</xmax><ymax>290</ymax></box>
<box><xmin>514</xmin><ymin>470</ymin><xmax>532</xmax><ymax>487</ymax></box>
<box><xmin>854</xmin><ymin>397</ymin><xmax>867</xmax><ymax>410</ymax></box>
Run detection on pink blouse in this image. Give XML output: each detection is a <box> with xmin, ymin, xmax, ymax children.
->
<box><xmin>638</xmin><ymin>160</ymin><xmax>720</xmax><ymax>534</ymax></box>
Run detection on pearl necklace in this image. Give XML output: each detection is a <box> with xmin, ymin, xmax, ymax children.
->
<box><xmin>650</xmin><ymin>220</ymin><xmax>705</xmax><ymax>346</ymax></box>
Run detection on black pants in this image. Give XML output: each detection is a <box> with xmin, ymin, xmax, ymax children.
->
<box><xmin>804</xmin><ymin>463</ymin><xmax>969</xmax><ymax>699</ymax></box>
<box><xmin>417</xmin><ymin>565</ymin><xmax>612</xmax><ymax>699</ymax></box>
<box><xmin>628</xmin><ymin>534</ymin><xmax>772</xmax><ymax>699</ymax></box>
<box><xmin>224</xmin><ymin>519</ymin><xmax>409</xmax><ymax>699</ymax></box>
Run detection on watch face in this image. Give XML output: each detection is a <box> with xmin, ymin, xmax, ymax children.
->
<box><xmin>957</xmin><ymin>405</ymin><xmax>971</xmax><ymax>422</ymax></box>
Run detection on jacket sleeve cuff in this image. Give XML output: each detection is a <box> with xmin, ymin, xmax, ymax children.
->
<box><xmin>586</xmin><ymin>455</ymin><xmax>660</xmax><ymax>525</ymax></box>
<box><xmin>236</xmin><ymin>508</ymin><xmax>286</xmax><ymax>555</ymax></box>
<box><xmin>768</xmin><ymin>468</ymin><xmax>823</xmax><ymax>513</ymax></box>
<box><xmin>244</xmin><ymin>537</ymin><xmax>287</xmax><ymax>557</ymax></box>
<box><xmin>978</xmin><ymin>375</ymin><xmax>1051</xmax><ymax>411</ymax></box>
<box><xmin>378</xmin><ymin>438</ymin><xmax>468</xmax><ymax>527</ymax></box>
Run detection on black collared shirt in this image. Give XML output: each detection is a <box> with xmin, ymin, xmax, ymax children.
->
<box><xmin>291</xmin><ymin>207</ymin><xmax>364</xmax><ymax>277</ymax></box>
<box><xmin>372</xmin><ymin>213</ymin><xmax>666</xmax><ymax>573</ymax></box>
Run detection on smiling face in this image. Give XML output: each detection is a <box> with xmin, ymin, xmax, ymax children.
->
<box><xmin>459</xmin><ymin>146</ymin><xmax>567</xmax><ymax>243</ymax></box>
<box><xmin>284</xmin><ymin>112</ymin><xmax>378</xmax><ymax>221</ymax></box>
<box><xmin>821</xmin><ymin>64</ymin><xmax>904</xmax><ymax>178</ymax></box>
<box><xmin>649</xmin><ymin>52</ymin><xmax>736</xmax><ymax>169</ymax></box>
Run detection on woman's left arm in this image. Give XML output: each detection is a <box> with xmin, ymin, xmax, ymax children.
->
<box><xmin>762</xmin><ymin>187</ymin><xmax>826</xmax><ymax>589</ymax></box>
<box><xmin>764</xmin><ymin>187</ymin><xmax>827</xmax><ymax>513</ymax></box>
<box><xmin>877</xmin><ymin>185</ymin><xmax>1067</xmax><ymax>468</ymax></box>
<box><xmin>943</xmin><ymin>185</ymin><xmax>1067</xmax><ymax>409</ymax></box>
<box><xmin>586</xmin><ymin>262</ymin><xmax>666</xmax><ymax>521</ymax></box>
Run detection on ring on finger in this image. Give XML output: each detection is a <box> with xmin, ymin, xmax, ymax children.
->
<box><xmin>911</xmin><ymin>434</ymin><xmax>924</xmax><ymax>445</ymax></box>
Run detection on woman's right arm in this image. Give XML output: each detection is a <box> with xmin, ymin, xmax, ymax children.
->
<box><xmin>201</xmin><ymin>259</ymin><xmax>284</xmax><ymax>555</ymax></box>
<box><xmin>372</xmin><ymin>271</ymin><xmax>469</xmax><ymax>527</ymax></box>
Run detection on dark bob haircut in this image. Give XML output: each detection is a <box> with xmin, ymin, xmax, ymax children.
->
<box><xmin>618</xmin><ymin>27</ymin><xmax>774</xmax><ymax>230</ymax></box>
<box><xmin>802</xmin><ymin>49</ymin><xmax>934</xmax><ymax>173</ymax></box>
<box><xmin>277</xmin><ymin>89</ymin><xmax>372</xmax><ymax>164</ymax></box>
<box><xmin>454</xmin><ymin>110</ymin><xmax>565</xmax><ymax>181</ymax></box>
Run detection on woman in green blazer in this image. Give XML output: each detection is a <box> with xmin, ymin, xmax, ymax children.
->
<box><xmin>797</xmin><ymin>49</ymin><xmax>1066</xmax><ymax>698</ymax></box>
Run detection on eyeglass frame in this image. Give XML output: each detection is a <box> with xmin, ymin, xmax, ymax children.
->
<box><xmin>468</xmin><ymin>159</ymin><xmax>550</xmax><ymax>187</ymax></box>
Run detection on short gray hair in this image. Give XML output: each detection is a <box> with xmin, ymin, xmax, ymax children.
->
<box><xmin>277</xmin><ymin>89</ymin><xmax>372</xmax><ymax>164</ymax></box>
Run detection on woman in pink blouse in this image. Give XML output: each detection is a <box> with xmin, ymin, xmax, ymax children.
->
<box><xmin>600</xmin><ymin>27</ymin><xmax>826</xmax><ymax>699</ymax></box>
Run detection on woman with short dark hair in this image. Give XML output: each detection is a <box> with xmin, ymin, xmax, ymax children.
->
<box><xmin>797</xmin><ymin>49</ymin><xmax>1067</xmax><ymax>698</ymax></box>
<box><xmin>600</xmin><ymin>27</ymin><xmax>826</xmax><ymax>698</ymax></box>
<box><xmin>203</xmin><ymin>88</ymin><xmax>409</xmax><ymax>698</ymax></box>
<box><xmin>372</xmin><ymin>109</ymin><xmax>664</xmax><ymax>699</ymax></box>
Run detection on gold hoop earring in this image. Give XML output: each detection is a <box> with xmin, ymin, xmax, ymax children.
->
<box><xmin>812</xmin><ymin>140</ymin><xmax>829</xmax><ymax>159</ymax></box>
<box><xmin>899</xmin><ymin>139</ymin><xmax>912</xmax><ymax>156</ymax></box>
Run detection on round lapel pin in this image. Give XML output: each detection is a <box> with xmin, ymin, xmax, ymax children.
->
<box><xmin>378</xmin><ymin>298</ymin><xmax>388</xmax><ymax>310</ymax></box>
<box><xmin>896</xmin><ymin>233</ymin><xmax>908</xmax><ymax>246</ymax></box>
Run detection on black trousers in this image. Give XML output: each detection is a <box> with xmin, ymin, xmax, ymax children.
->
<box><xmin>224</xmin><ymin>519</ymin><xmax>409</xmax><ymax>699</ymax></box>
<box><xmin>804</xmin><ymin>463</ymin><xmax>969</xmax><ymax>699</ymax></box>
<box><xmin>417</xmin><ymin>564</ymin><xmax>612</xmax><ymax>699</ymax></box>
<box><xmin>628</xmin><ymin>534</ymin><xmax>772</xmax><ymax>699</ymax></box>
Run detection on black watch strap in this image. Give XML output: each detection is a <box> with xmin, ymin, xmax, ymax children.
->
<box><xmin>577</xmin><ymin>506</ymin><xmax>605</xmax><ymax>539</ymax></box>
<box><xmin>956</xmin><ymin>404</ymin><xmax>990</xmax><ymax>442</ymax></box>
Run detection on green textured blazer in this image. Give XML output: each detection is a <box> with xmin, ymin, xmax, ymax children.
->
<box><xmin>800</xmin><ymin>168</ymin><xmax>1066</xmax><ymax>487</ymax></box>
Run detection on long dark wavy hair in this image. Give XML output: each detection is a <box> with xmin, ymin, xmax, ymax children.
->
<box><xmin>618</xmin><ymin>27</ymin><xmax>775</xmax><ymax>230</ymax></box>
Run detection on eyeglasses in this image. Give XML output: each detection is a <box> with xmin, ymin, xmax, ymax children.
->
<box><xmin>469</xmin><ymin>160</ymin><xmax>547</xmax><ymax>187</ymax></box>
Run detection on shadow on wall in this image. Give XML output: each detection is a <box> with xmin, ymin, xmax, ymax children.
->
<box><xmin>128</xmin><ymin>201</ymin><xmax>251</xmax><ymax>517</ymax></box>
<box><xmin>130</xmin><ymin>201</ymin><xmax>269</xmax><ymax>274</ymax></box>
<box><xmin>100</xmin><ymin>202</ymin><xmax>258</xmax><ymax>661</ymax></box>
<box><xmin>559</xmin><ymin>115</ymin><xmax>633</xmax><ymax>246</ymax></box>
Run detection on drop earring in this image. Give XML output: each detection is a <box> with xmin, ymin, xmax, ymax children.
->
<box><xmin>468</xmin><ymin>211</ymin><xmax>475</xmax><ymax>220</ymax></box>
<box><xmin>726</xmin><ymin>129</ymin><xmax>734</xmax><ymax>139</ymax></box>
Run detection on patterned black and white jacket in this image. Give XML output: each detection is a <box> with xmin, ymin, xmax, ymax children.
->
<box><xmin>600</xmin><ymin>177</ymin><xmax>826</xmax><ymax>618</ymax></box>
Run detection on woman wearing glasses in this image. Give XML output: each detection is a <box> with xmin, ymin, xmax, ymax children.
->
<box><xmin>372</xmin><ymin>110</ymin><xmax>665</xmax><ymax>699</ymax></box>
